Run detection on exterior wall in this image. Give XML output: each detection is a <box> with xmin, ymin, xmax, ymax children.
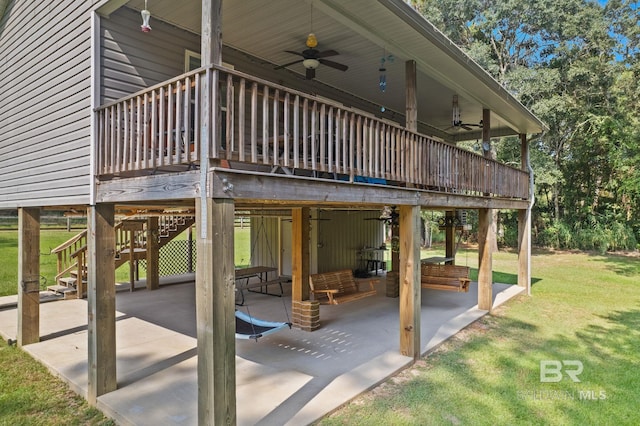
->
<box><xmin>249</xmin><ymin>216</ymin><xmax>280</xmax><ymax>270</ymax></box>
<box><xmin>317</xmin><ymin>211</ymin><xmax>385</xmax><ymax>273</ymax></box>
<box><xmin>250</xmin><ymin>211</ymin><xmax>384</xmax><ymax>275</ymax></box>
<box><xmin>0</xmin><ymin>0</ymin><xmax>99</xmax><ymax>208</ymax></box>
<box><xmin>100</xmin><ymin>7</ymin><xmax>200</xmax><ymax>103</ymax></box>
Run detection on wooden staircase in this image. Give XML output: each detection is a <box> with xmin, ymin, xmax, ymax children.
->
<box><xmin>50</xmin><ymin>215</ymin><xmax>195</xmax><ymax>298</ymax></box>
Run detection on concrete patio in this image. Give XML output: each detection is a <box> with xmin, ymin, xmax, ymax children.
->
<box><xmin>0</xmin><ymin>277</ymin><xmax>524</xmax><ymax>425</ymax></box>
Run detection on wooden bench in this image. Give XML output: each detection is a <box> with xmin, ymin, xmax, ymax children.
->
<box><xmin>309</xmin><ymin>269</ymin><xmax>377</xmax><ymax>305</ymax></box>
<box><xmin>421</xmin><ymin>264</ymin><xmax>471</xmax><ymax>292</ymax></box>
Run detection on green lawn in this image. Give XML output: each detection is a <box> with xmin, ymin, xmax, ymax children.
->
<box><xmin>0</xmin><ymin>228</ymin><xmax>252</xmax><ymax>296</ymax></box>
<box><xmin>320</xmin><ymin>249</ymin><xmax>640</xmax><ymax>425</ymax></box>
<box><xmin>0</xmin><ymin>340</ymin><xmax>114</xmax><ymax>425</ymax></box>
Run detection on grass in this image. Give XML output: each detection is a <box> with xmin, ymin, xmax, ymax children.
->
<box><xmin>0</xmin><ymin>339</ymin><xmax>115</xmax><ymax>425</ymax></box>
<box><xmin>0</xmin><ymin>228</ymin><xmax>252</xmax><ymax>296</ymax></box>
<box><xmin>0</xmin><ymin>230</ymin><xmax>80</xmax><ymax>297</ymax></box>
<box><xmin>320</xmin><ymin>249</ymin><xmax>640</xmax><ymax>425</ymax></box>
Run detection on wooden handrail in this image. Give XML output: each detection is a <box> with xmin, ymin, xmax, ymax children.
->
<box><xmin>95</xmin><ymin>64</ymin><xmax>530</xmax><ymax>199</ymax></box>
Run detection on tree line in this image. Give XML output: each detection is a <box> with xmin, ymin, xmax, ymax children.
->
<box><xmin>412</xmin><ymin>0</ymin><xmax>639</xmax><ymax>252</ymax></box>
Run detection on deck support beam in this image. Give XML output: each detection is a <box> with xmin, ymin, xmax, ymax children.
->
<box><xmin>17</xmin><ymin>207</ymin><xmax>40</xmax><ymax>346</ymax></box>
<box><xmin>399</xmin><ymin>205</ymin><xmax>421</xmax><ymax>359</ymax></box>
<box><xmin>478</xmin><ymin>208</ymin><xmax>493</xmax><ymax>311</ymax></box>
<box><xmin>87</xmin><ymin>203</ymin><xmax>117</xmax><ymax>404</ymax></box>
<box><xmin>146</xmin><ymin>216</ymin><xmax>160</xmax><ymax>290</ymax></box>
<box><xmin>518</xmin><ymin>133</ymin><xmax>532</xmax><ymax>295</ymax></box>
<box><xmin>196</xmin><ymin>197</ymin><xmax>236</xmax><ymax>425</ymax></box>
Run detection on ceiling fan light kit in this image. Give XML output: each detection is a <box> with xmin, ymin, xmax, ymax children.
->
<box><xmin>274</xmin><ymin>5</ymin><xmax>348</xmax><ymax>80</ymax></box>
<box><xmin>303</xmin><ymin>58</ymin><xmax>320</xmax><ymax>69</ymax></box>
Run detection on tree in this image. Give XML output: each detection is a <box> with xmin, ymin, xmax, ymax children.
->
<box><xmin>414</xmin><ymin>0</ymin><xmax>640</xmax><ymax>250</ymax></box>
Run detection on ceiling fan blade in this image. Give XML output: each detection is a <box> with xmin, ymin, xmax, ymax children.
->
<box><xmin>284</xmin><ymin>50</ymin><xmax>305</xmax><ymax>57</ymax></box>
<box><xmin>318</xmin><ymin>58</ymin><xmax>348</xmax><ymax>71</ymax></box>
<box><xmin>316</xmin><ymin>49</ymin><xmax>339</xmax><ymax>58</ymax></box>
<box><xmin>305</xmin><ymin>68</ymin><xmax>316</xmax><ymax>79</ymax></box>
<box><xmin>274</xmin><ymin>59</ymin><xmax>304</xmax><ymax>70</ymax></box>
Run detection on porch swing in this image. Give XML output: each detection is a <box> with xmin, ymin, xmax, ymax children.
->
<box><xmin>235</xmin><ymin>214</ymin><xmax>292</xmax><ymax>341</ymax></box>
<box><xmin>235</xmin><ymin>310</ymin><xmax>291</xmax><ymax>341</ymax></box>
<box><xmin>420</xmin><ymin>213</ymin><xmax>472</xmax><ymax>292</ymax></box>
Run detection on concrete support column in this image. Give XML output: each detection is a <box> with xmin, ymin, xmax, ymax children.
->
<box><xmin>478</xmin><ymin>208</ymin><xmax>493</xmax><ymax>311</ymax></box>
<box><xmin>399</xmin><ymin>205</ymin><xmax>421</xmax><ymax>359</ymax></box>
<box><xmin>87</xmin><ymin>203</ymin><xmax>117</xmax><ymax>404</ymax></box>
<box><xmin>196</xmin><ymin>197</ymin><xmax>236</xmax><ymax>425</ymax></box>
<box><xmin>17</xmin><ymin>207</ymin><xmax>40</xmax><ymax>346</ymax></box>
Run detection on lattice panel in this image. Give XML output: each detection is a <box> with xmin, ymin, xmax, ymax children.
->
<box><xmin>140</xmin><ymin>240</ymin><xmax>197</xmax><ymax>276</ymax></box>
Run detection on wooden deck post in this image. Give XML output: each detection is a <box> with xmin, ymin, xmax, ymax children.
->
<box><xmin>445</xmin><ymin>210</ymin><xmax>455</xmax><ymax>264</ymax></box>
<box><xmin>87</xmin><ymin>203</ymin><xmax>117</xmax><ymax>404</ymax></box>
<box><xmin>17</xmin><ymin>207</ymin><xmax>40</xmax><ymax>346</ymax></box>
<box><xmin>405</xmin><ymin>60</ymin><xmax>417</xmax><ymax>132</ymax></box>
<box><xmin>146</xmin><ymin>216</ymin><xmax>159</xmax><ymax>290</ymax></box>
<box><xmin>518</xmin><ymin>133</ymin><xmax>532</xmax><ymax>295</ymax></box>
<box><xmin>399</xmin><ymin>205</ymin><xmax>421</xmax><ymax>359</ymax></box>
<box><xmin>478</xmin><ymin>208</ymin><xmax>493</xmax><ymax>311</ymax></box>
<box><xmin>196</xmin><ymin>197</ymin><xmax>236</xmax><ymax>425</ymax></box>
<box><xmin>291</xmin><ymin>207</ymin><xmax>310</xmax><ymax>303</ymax></box>
<box><xmin>291</xmin><ymin>207</ymin><xmax>318</xmax><ymax>330</ymax></box>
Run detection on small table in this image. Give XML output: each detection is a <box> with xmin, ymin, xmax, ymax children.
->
<box><xmin>235</xmin><ymin>266</ymin><xmax>278</xmax><ymax>305</ymax></box>
<box><xmin>358</xmin><ymin>248</ymin><xmax>387</xmax><ymax>275</ymax></box>
<box><xmin>421</xmin><ymin>256</ymin><xmax>454</xmax><ymax>265</ymax></box>
<box><xmin>235</xmin><ymin>266</ymin><xmax>277</xmax><ymax>281</ymax></box>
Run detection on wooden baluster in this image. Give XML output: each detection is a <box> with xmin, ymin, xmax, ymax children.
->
<box><xmin>262</xmin><ymin>85</ymin><xmax>269</xmax><ymax>165</ymax></box>
<box><xmin>238</xmin><ymin>78</ymin><xmax>245</xmax><ymax>162</ymax></box>
<box><xmin>251</xmin><ymin>82</ymin><xmax>258</xmax><ymax>163</ymax></box>
<box><xmin>293</xmin><ymin>95</ymin><xmax>300</xmax><ymax>169</ymax></box>
<box><xmin>319</xmin><ymin>104</ymin><xmax>326</xmax><ymax>171</ymax></box>
<box><xmin>302</xmin><ymin>98</ymin><xmax>309</xmax><ymax>169</ymax></box>
<box><xmin>283</xmin><ymin>92</ymin><xmax>290</xmax><ymax>167</ymax></box>
<box><xmin>272</xmin><ymin>89</ymin><xmax>279</xmax><ymax>166</ymax></box>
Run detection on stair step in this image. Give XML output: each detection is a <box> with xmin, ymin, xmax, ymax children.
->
<box><xmin>58</xmin><ymin>277</ymin><xmax>77</xmax><ymax>287</ymax></box>
<box><xmin>63</xmin><ymin>289</ymin><xmax>78</xmax><ymax>300</ymax></box>
<box><xmin>47</xmin><ymin>285</ymin><xmax>76</xmax><ymax>294</ymax></box>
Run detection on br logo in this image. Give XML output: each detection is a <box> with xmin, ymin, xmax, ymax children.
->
<box><xmin>540</xmin><ymin>360</ymin><xmax>583</xmax><ymax>383</ymax></box>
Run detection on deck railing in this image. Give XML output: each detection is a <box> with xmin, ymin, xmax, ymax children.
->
<box><xmin>95</xmin><ymin>65</ymin><xmax>529</xmax><ymax>199</ymax></box>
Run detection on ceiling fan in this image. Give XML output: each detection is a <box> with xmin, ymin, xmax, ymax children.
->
<box><xmin>274</xmin><ymin>32</ymin><xmax>348</xmax><ymax>80</ymax></box>
<box><xmin>447</xmin><ymin>95</ymin><xmax>483</xmax><ymax>131</ymax></box>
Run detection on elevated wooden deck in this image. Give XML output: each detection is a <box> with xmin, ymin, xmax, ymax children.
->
<box><xmin>95</xmin><ymin>65</ymin><xmax>530</xmax><ymax>202</ymax></box>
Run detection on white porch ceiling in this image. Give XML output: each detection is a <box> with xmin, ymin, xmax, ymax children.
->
<box><xmin>119</xmin><ymin>0</ymin><xmax>546</xmax><ymax>141</ymax></box>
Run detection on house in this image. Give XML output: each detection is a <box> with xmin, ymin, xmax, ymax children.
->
<box><xmin>0</xmin><ymin>0</ymin><xmax>545</xmax><ymax>423</ymax></box>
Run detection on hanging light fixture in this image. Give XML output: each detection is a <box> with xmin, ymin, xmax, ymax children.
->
<box><xmin>141</xmin><ymin>0</ymin><xmax>151</xmax><ymax>33</ymax></box>
<box><xmin>379</xmin><ymin>57</ymin><xmax>387</xmax><ymax>92</ymax></box>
